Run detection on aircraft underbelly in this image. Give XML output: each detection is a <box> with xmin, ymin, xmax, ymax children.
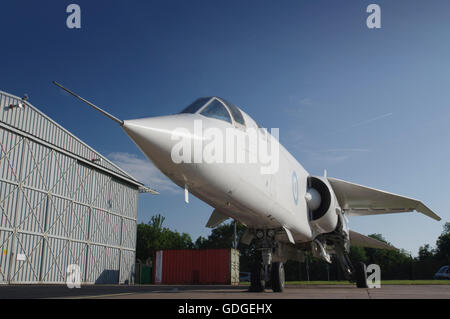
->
<box><xmin>172</xmin><ymin>153</ymin><xmax>314</xmax><ymax>241</ymax></box>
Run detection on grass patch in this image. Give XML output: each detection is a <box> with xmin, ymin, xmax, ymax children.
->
<box><xmin>378</xmin><ymin>280</ymin><xmax>450</xmax><ymax>285</ymax></box>
<box><xmin>286</xmin><ymin>281</ymin><xmax>352</xmax><ymax>285</ymax></box>
<box><xmin>286</xmin><ymin>280</ymin><xmax>449</xmax><ymax>285</ymax></box>
<box><xmin>240</xmin><ymin>280</ymin><xmax>450</xmax><ymax>285</ymax></box>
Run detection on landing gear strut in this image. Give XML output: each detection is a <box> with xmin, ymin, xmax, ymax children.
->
<box><xmin>334</xmin><ymin>240</ymin><xmax>368</xmax><ymax>288</ymax></box>
<box><xmin>248</xmin><ymin>229</ymin><xmax>286</xmax><ymax>293</ymax></box>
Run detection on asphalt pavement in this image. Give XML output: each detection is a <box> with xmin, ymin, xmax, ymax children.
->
<box><xmin>1</xmin><ymin>284</ymin><xmax>449</xmax><ymax>299</ymax></box>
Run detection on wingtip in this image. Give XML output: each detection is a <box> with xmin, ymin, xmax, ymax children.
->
<box><xmin>416</xmin><ymin>202</ymin><xmax>441</xmax><ymax>221</ymax></box>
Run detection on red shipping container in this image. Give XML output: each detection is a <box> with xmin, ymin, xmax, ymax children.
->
<box><xmin>153</xmin><ymin>249</ymin><xmax>239</xmax><ymax>285</ymax></box>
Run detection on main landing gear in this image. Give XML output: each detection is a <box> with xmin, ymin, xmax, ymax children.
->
<box><xmin>334</xmin><ymin>239</ymin><xmax>368</xmax><ymax>288</ymax></box>
<box><xmin>248</xmin><ymin>229</ymin><xmax>286</xmax><ymax>293</ymax></box>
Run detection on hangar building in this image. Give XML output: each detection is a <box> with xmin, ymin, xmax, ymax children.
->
<box><xmin>0</xmin><ymin>90</ymin><xmax>156</xmax><ymax>284</ymax></box>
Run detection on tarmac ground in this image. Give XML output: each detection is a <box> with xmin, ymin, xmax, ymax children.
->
<box><xmin>1</xmin><ymin>284</ymin><xmax>450</xmax><ymax>299</ymax></box>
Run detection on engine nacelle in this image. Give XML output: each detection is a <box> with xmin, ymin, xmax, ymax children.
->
<box><xmin>305</xmin><ymin>176</ymin><xmax>339</xmax><ymax>234</ymax></box>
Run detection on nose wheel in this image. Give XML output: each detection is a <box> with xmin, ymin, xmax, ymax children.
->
<box><xmin>249</xmin><ymin>261</ymin><xmax>285</xmax><ymax>293</ymax></box>
<box><xmin>249</xmin><ymin>264</ymin><xmax>265</xmax><ymax>292</ymax></box>
<box><xmin>271</xmin><ymin>262</ymin><xmax>285</xmax><ymax>292</ymax></box>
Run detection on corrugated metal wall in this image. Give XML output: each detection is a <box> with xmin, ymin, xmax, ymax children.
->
<box><xmin>154</xmin><ymin>249</ymin><xmax>240</xmax><ymax>285</ymax></box>
<box><xmin>0</xmin><ymin>91</ymin><xmax>140</xmax><ymax>284</ymax></box>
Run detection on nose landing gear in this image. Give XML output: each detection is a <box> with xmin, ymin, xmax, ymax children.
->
<box><xmin>248</xmin><ymin>229</ymin><xmax>286</xmax><ymax>293</ymax></box>
<box><xmin>249</xmin><ymin>264</ymin><xmax>265</xmax><ymax>292</ymax></box>
<box><xmin>249</xmin><ymin>261</ymin><xmax>286</xmax><ymax>292</ymax></box>
<box><xmin>271</xmin><ymin>262</ymin><xmax>285</xmax><ymax>292</ymax></box>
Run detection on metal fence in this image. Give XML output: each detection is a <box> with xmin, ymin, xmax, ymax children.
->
<box><xmin>0</xmin><ymin>90</ymin><xmax>151</xmax><ymax>284</ymax></box>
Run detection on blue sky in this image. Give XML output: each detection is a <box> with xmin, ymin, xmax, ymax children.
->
<box><xmin>1</xmin><ymin>0</ymin><xmax>449</xmax><ymax>255</ymax></box>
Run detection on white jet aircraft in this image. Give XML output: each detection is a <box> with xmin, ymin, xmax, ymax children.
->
<box><xmin>54</xmin><ymin>82</ymin><xmax>441</xmax><ymax>292</ymax></box>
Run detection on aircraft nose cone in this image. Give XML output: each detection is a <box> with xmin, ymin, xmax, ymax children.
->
<box><xmin>122</xmin><ymin>116</ymin><xmax>177</xmax><ymax>161</ymax></box>
<box><xmin>121</xmin><ymin>114</ymin><xmax>198</xmax><ymax>179</ymax></box>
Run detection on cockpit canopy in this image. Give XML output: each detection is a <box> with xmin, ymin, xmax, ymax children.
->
<box><xmin>180</xmin><ymin>97</ymin><xmax>246</xmax><ymax>126</ymax></box>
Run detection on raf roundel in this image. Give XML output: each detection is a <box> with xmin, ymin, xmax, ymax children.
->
<box><xmin>292</xmin><ymin>171</ymin><xmax>299</xmax><ymax>205</ymax></box>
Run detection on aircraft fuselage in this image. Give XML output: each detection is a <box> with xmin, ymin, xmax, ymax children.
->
<box><xmin>122</xmin><ymin>110</ymin><xmax>313</xmax><ymax>243</ymax></box>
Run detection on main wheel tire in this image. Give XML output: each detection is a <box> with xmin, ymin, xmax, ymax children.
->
<box><xmin>249</xmin><ymin>265</ymin><xmax>265</xmax><ymax>292</ymax></box>
<box><xmin>265</xmin><ymin>265</ymin><xmax>272</xmax><ymax>288</ymax></box>
<box><xmin>355</xmin><ymin>262</ymin><xmax>368</xmax><ymax>288</ymax></box>
<box><xmin>271</xmin><ymin>262</ymin><xmax>285</xmax><ymax>292</ymax></box>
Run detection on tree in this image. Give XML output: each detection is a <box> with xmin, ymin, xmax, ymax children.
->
<box><xmin>444</xmin><ymin>222</ymin><xmax>450</xmax><ymax>234</ymax></box>
<box><xmin>136</xmin><ymin>214</ymin><xmax>194</xmax><ymax>262</ymax></box>
<box><xmin>349</xmin><ymin>246</ymin><xmax>367</xmax><ymax>264</ymax></box>
<box><xmin>355</xmin><ymin>234</ymin><xmax>412</xmax><ymax>280</ymax></box>
<box><xmin>435</xmin><ymin>222</ymin><xmax>450</xmax><ymax>264</ymax></box>
<box><xmin>150</xmin><ymin>214</ymin><xmax>165</xmax><ymax>230</ymax></box>
<box><xmin>136</xmin><ymin>214</ymin><xmax>449</xmax><ymax>280</ymax></box>
<box><xmin>414</xmin><ymin>223</ymin><xmax>450</xmax><ymax>279</ymax></box>
<box><xmin>195</xmin><ymin>222</ymin><xmax>246</xmax><ymax>249</ymax></box>
<box><xmin>194</xmin><ymin>222</ymin><xmax>257</xmax><ymax>271</ymax></box>
<box><xmin>418</xmin><ymin>244</ymin><xmax>435</xmax><ymax>261</ymax></box>
<box><xmin>194</xmin><ymin>236</ymin><xmax>208</xmax><ymax>248</ymax></box>
<box><xmin>368</xmin><ymin>233</ymin><xmax>388</xmax><ymax>243</ymax></box>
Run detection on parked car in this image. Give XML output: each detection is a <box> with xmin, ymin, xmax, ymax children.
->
<box><xmin>239</xmin><ymin>272</ymin><xmax>251</xmax><ymax>282</ymax></box>
<box><xmin>434</xmin><ymin>265</ymin><xmax>450</xmax><ymax>280</ymax></box>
